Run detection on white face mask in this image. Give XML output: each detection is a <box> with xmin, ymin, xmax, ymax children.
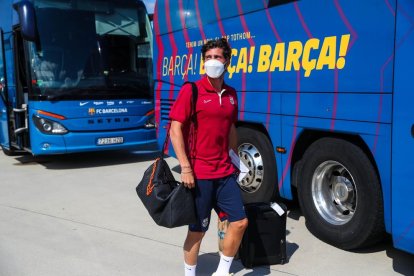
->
<box><xmin>204</xmin><ymin>59</ymin><xmax>225</xmax><ymax>78</ymax></box>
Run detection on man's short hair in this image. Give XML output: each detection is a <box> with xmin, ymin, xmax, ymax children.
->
<box><xmin>201</xmin><ymin>38</ymin><xmax>232</xmax><ymax>61</ymax></box>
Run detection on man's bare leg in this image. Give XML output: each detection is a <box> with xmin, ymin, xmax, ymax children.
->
<box><xmin>221</xmin><ymin>218</ymin><xmax>248</xmax><ymax>257</ymax></box>
<box><xmin>214</xmin><ymin>218</ymin><xmax>248</xmax><ymax>275</ymax></box>
<box><xmin>183</xmin><ymin>230</ymin><xmax>205</xmax><ymax>275</ymax></box>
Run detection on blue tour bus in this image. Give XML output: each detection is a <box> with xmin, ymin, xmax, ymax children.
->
<box><xmin>0</xmin><ymin>0</ymin><xmax>157</xmax><ymax>156</ymax></box>
<box><xmin>153</xmin><ymin>0</ymin><xmax>414</xmax><ymax>254</ymax></box>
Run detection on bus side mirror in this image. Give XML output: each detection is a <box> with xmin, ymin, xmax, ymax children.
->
<box><xmin>13</xmin><ymin>1</ymin><xmax>38</xmax><ymax>41</ymax></box>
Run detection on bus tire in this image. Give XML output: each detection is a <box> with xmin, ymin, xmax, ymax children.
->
<box><xmin>237</xmin><ymin>126</ymin><xmax>278</xmax><ymax>204</ymax></box>
<box><xmin>297</xmin><ymin>137</ymin><xmax>385</xmax><ymax>250</ymax></box>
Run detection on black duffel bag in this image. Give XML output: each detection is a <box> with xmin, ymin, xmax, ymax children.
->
<box><xmin>136</xmin><ymin>82</ymin><xmax>198</xmax><ymax>228</ymax></box>
<box><xmin>136</xmin><ymin>156</ymin><xmax>196</xmax><ymax>228</ymax></box>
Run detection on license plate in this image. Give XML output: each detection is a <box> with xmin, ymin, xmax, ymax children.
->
<box><xmin>97</xmin><ymin>137</ymin><xmax>124</xmax><ymax>145</ymax></box>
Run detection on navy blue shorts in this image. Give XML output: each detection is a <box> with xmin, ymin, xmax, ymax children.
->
<box><xmin>189</xmin><ymin>174</ymin><xmax>246</xmax><ymax>232</ymax></box>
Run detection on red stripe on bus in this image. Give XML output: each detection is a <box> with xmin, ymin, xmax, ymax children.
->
<box><xmin>263</xmin><ymin>1</ymin><xmax>283</xmax><ymax>129</ymax></box>
<box><xmin>165</xmin><ymin>0</ymin><xmax>178</xmax><ymax>100</ymax></box>
<box><xmin>153</xmin><ymin>1</ymin><xmax>164</xmax><ymax>136</ymax></box>
<box><xmin>195</xmin><ymin>0</ymin><xmax>207</xmax><ymax>41</ymax></box>
<box><xmin>165</xmin><ymin>0</ymin><xmax>179</xmax><ymax>153</ymax></box>
<box><xmin>264</xmin><ymin>1</ymin><xmax>282</xmax><ymax>42</ymax></box>
<box><xmin>278</xmin><ymin>3</ymin><xmax>310</xmax><ymax>189</ymax></box>
<box><xmin>373</xmin><ymin>3</ymin><xmax>413</xmax><ymax>154</ymax></box>
<box><xmin>294</xmin><ymin>2</ymin><xmax>313</xmax><ymax>39</ymax></box>
<box><xmin>279</xmin><ymin>71</ymin><xmax>301</xmax><ymax>191</ymax></box>
<box><xmin>334</xmin><ymin>0</ymin><xmax>358</xmax><ymax>49</ymax></box>
<box><xmin>235</xmin><ymin>0</ymin><xmax>259</xmax><ymax>120</ymax></box>
<box><xmin>332</xmin><ymin>0</ymin><xmax>359</xmax><ymax>132</ymax></box>
<box><xmin>236</xmin><ymin>0</ymin><xmax>256</xmax><ymax>47</ymax></box>
<box><xmin>385</xmin><ymin>0</ymin><xmax>396</xmax><ymax>16</ymax></box>
<box><xmin>213</xmin><ymin>0</ymin><xmax>226</xmax><ymax>37</ymax></box>
<box><xmin>179</xmin><ymin>0</ymin><xmax>193</xmax><ymax>82</ymax></box>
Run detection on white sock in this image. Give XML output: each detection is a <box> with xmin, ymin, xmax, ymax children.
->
<box><xmin>184</xmin><ymin>262</ymin><xmax>196</xmax><ymax>276</ymax></box>
<box><xmin>215</xmin><ymin>253</ymin><xmax>234</xmax><ymax>275</ymax></box>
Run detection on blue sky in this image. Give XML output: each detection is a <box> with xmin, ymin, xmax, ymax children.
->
<box><xmin>143</xmin><ymin>0</ymin><xmax>155</xmax><ymax>14</ymax></box>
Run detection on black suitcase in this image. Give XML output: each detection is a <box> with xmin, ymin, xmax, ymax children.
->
<box><xmin>239</xmin><ymin>202</ymin><xmax>287</xmax><ymax>268</ymax></box>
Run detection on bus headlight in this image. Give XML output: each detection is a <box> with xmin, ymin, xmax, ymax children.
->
<box><xmin>33</xmin><ymin>115</ymin><xmax>68</xmax><ymax>134</ymax></box>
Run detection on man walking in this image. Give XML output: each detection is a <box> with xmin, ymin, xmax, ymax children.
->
<box><xmin>169</xmin><ymin>38</ymin><xmax>248</xmax><ymax>276</ymax></box>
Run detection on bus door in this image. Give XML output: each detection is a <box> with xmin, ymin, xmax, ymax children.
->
<box><xmin>0</xmin><ymin>28</ymin><xmax>12</xmax><ymax>154</ymax></box>
<box><xmin>8</xmin><ymin>26</ymin><xmax>30</xmax><ymax>153</ymax></box>
<box><xmin>391</xmin><ymin>0</ymin><xmax>414</xmax><ymax>253</ymax></box>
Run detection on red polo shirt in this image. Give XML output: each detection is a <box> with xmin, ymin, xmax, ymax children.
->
<box><xmin>169</xmin><ymin>76</ymin><xmax>238</xmax><ymax>179</ymax></box>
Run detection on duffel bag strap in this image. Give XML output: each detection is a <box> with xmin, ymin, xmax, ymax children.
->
<box><xmin>146</xmin><ymin>157</ymin><xmax>161</xmax><ymax>196</ymax></box>
<box><xmin>162</xmin><ymin>82</ymin><xmax>198</xmax><ymax>156</ymax></box>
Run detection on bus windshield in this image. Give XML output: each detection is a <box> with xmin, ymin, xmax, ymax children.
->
<box><xmin>29</xmin><ymin>0</ymin><xmax>153</xmax><ymax>100</ymax></box>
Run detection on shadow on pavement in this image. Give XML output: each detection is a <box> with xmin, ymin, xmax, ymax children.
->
<box><xmin>230</xmin><ymin>255</ymin><xmax>291</xmax><ymax>276</ymax></box>
<box><xmin>196</xmin><ymin>252</ymin><xmax>288</xmax><ymax>276</ymax></box>
<box><xmin>12</xmin><ymin>149</ymin><xmax>159</xmax><ymax>170</ymax></box>
<box><xmin>353</xmin><ymin>237</ymin><xmax>414</xmax><ymax>274</ymax></box>
<box><xmin>386</xmin><ymin>244</ymin><xmax>414</xmax><ymax>275</ymax></box>
<box><xmin>196</xmin><ymin>235</ymin><xmax>298</xmax><ymax>276</ymax></box>
<box><xmin>279</xmin><ymin>199</ymin><xmax>414</xmax><ymax>275</ymax></box>
<box><xmin>195</xmin><ymin>253</ymin><xmax>220</xmax><ymax>275</ymax></box>
<box><xmin>285</xmin><ymin>240</ymin><xmax>299</xmax><ymax>264</ymax></box>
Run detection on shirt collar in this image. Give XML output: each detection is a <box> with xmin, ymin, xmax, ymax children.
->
<box><xmin>200</xmin><ymin>76</ymin><xmax>228</xmax><ymax>93</ymax></box>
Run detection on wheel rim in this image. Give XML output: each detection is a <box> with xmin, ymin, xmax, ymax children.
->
<box><xmin>237</xmin><ymin>143</ymin><xmax>264</xmax><ymax>193</ymax></box>
<box><xmin>312</xmin><ymin>160</ymin><xmax>357</xmax><ymax>225</ymax></box>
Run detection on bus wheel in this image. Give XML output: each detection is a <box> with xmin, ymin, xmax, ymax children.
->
<box><xmin>237</xmin><ymin>126</ymin><xmax>277</xmax><ymax>204</ymax></box>
<box><xmin>297</xmin><ymin>137</ymin><xmax>385</xmax><ymax>250</ymax></box>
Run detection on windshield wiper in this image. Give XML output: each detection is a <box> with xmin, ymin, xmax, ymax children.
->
<box><xmin>46</xmin><ymin>86</ymin><xmax>124</xmax><ymax>100</ymax></box>
<box><xmin>47</xmin><ymin>88</ymin><xmax>85</xmax><ymax>100</ymax></box>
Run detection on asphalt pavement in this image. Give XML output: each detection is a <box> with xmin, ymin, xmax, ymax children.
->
<box><xmin>0</xmin><ymin>149</ymin><xmax>413</xmax><ymax>276</ymax></box>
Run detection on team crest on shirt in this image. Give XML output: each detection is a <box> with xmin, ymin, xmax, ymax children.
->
<box><xmin>229</xmin><ymin>96</ymin><xmax>235</xmax><ymax>105</ymax></box>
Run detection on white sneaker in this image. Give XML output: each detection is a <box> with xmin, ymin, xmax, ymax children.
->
<box><xmin>211</xmin><ymin>273</ymin><xmax>234</xmax><ymax>276</ymax></box>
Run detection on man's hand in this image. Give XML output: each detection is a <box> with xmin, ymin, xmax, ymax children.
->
<box><xmin>181</xmin><ymin>171</ymin><xmax>195</xmax><ymax>189</ymax></box>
